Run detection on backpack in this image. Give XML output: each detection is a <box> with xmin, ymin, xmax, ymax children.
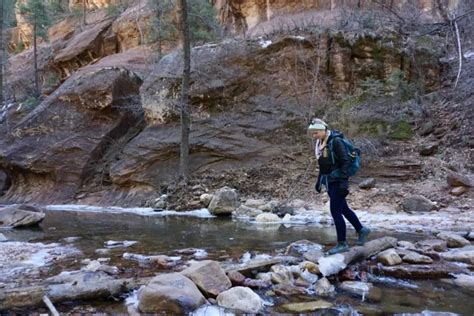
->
<box><xmin>328</xmin><ymin>137</ymin><xmax>361</xmax><ymax>177</ymax></box>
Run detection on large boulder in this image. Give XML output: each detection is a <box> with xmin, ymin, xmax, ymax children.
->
<box><xmin>401</xmin><ymin>195</ymin><xmax>437</xmax><ymax>212</ymax></box>
<box><xmin>0</xmin><ymin>205</ymin><xmax>45</xmax><ymax>228</ymax></box>
<box><xmin>377</xmin><ymin>248</ymin><xmax>402</xmax><ymax>266</ymax></box>
<box><xmin>138</xmin><ymin>273</ymin><xmax>206</xmax><ymax>313</ymax></box>
<box><xmin>208</xmin><ymin>187</ymin><xmax>239</xmax><ymax>215</ymax></box>
<box><xmin>216</xmin><ymin>286</ymin><xmax>263</xmax><ymax>313</ymax></box>
<box><xmin>181</xmin><ymin>260</ymin><xmax>231</xmax><ymax>297</ymax></box>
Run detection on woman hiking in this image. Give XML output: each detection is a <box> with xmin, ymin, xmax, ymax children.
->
<box><xmin>309</xmin><ymin>118</ymin><xmax>371</xmax><ymax>255</ymax></box>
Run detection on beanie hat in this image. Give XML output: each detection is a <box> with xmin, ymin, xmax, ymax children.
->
<box><xmin>308</xmin><ymin>118</ymin><xmax>328</xmax><ymax>131</ymax></box>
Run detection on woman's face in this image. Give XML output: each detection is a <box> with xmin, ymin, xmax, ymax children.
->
<box><xmin>311</xmin><ymin>129</ymin><xmax>327</xmax><ymax>140</ymax></box>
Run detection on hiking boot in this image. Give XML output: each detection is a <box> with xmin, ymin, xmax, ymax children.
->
<box><xmin>357</xmin><ymin>227</ymin><xmax>371</xmax><ymax>246</ymax></box>
<box><xmin>328</xmin><ymin>241</ymin><xmax>349</xmax><ymax>255</ymax></box>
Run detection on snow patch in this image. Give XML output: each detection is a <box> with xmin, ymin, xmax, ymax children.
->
<box><xmin>318</xmin><ymin>254</ymin><xmax>347</xmax><ymax>277</ymax></box>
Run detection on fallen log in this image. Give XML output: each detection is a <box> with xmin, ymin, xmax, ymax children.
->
<box><xmin>318</xmin><ymin>237</ymin><xmax>398</xmax><ymax>276</ymax></box>
<box><xmin>0</xmin><ymin>271</ymin><xmax>150</xmax><ymax>311</ymax></box>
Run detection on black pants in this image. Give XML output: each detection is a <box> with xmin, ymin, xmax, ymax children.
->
<box><xmin>328</xmin><ymin>181</ymin><xmax>363</xmax><ymax>242</ymax></box>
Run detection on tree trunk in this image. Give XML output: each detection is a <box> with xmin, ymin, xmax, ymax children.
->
<box><xmin>177</xmin><ymin>0</ymin><xmax>191</xmax><ymax>181</ymax></box>
<box><xmin>33</xmin><ymin>16</ymin><xmax>39</xmax><ymax>97</ymax></box>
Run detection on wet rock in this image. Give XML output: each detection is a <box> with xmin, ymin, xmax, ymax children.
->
<box><xmin>244</xmin><ymin>198</ymin><xmax>266</xmax><ymax>209</ymax></box>
<box><xmin>314</xmin><ymin>277</ymin><xmax>335</xmax><ymax>297</ymax></box>
<box><xmin>439</xmin><ymin>246</ymin><xmax>474</xmax><ymax>264</ymax></box>
<box><xmin>380</xmin><ymin>263</ymin><xmax>467</xmax><ymax>279</ymax></box>
<box><xmin>227</xmin><ymin>270</ymin><xmax>246</xmax><ymax>285</ymax></box>
<box><xmin>255</xmin><ymin>213</ymin><xmax>280</xmax><ymax>222</ymax></box>
<box><xmin>466</xmin><ymin>232</ymin><xmax>474</xmax><ymax>241</ymax></box>
<box><xmin>274</xmin><ymin>283</ymin><xmax>307</xmax><ymax>296</ymax></box>
<box><xmin>359</xmin><ymin>178</ymin><xmax>376</xmax><ymax>189</ymax></box>
<box><xmin>397</xmin><ymin>241</ymin><xmax>415</xmax><ymax>249</ymax></box>
<box><xmin>274</xmin><ymin>205</ymin><xmax>296</xmax><ymax>217</ymax></box>
<box><xmin>450</xmin><ymin>186</ymin><xmax>468</xmax><ymax>196</ymax></box>
<box><xmin>233</xmin><ymin>205</ymin><xmax>262</xmax><ymax>218</ymax></box>
<box><xmin>442</xmin><ymin>274</ymin><xmax>474</xmax><ymax>292</ymax></box>
<box><xmin>339</xmin><ymin>281</ymin><xmax>373</xmax><ymax>297</ymax></box>
<box><xmin>181</xmin><ymin>260</ymin><xmax>231</xmax><ymax>297</ymax></box>
<box><xmin>259</xmin><ymin>200</ymin><xmax>280</xmax><ymax>212</ymax></box>
<box><xmin>63</xmin><ymin>237</ymin><xmax>81</xmax><ymax>243</ymax></box>
<box><xmin>225</xmin><ymin>258</ymin><xmax>282</xmax><ymax>276</ymax></box>
<box><xmin>149</xmin><ymin>255</ymin><xmax>181</xmax><ymax>268</ymax></box>
<box><xmin>299</xmin><ymin>261</ymin><xmax>320</xmax><ymax>275</ymax></box>
<box><xmin>294</xmin><ymin>277</ymin><xmax>311</xmax><ymax>287</ymax></box>
<box><xmin>138</xmin><ymin>273</ymin><xmax>206</xmax><ymax>313</ymax></box>
<box><xmin>415</xmin><ymin>239</ymin><xmax>448</xmax><ymax>252</ymax></box>
<box><xmin>377</xmin><ymin>248</ymin><xmax>402</xmax><ymax>266</ymax></box>
<box><xmin>436</xmin><ymin>232</ymin><xmax>471</xmax><ymax>248</ymax></box>
<box><xmin>0</xmin><ymin>205</ymin><xmax>45</xmax><ymax>228</ymax></box>
<box><xmin>208</xmin><ymin>187</ymin><xmax>239</xmax><ymax>215</ymax></box>
<box><xmin>82</xmin><ymin>260</ymin><xmax>118</xmax><ymax>275</ymax></box>
<box><xmin>216</xmin><ymin>286</ymin><xmax>263</xmax><ymax>314</ymax></box>
<box><xmin>199</xmin><ymin>193</ymin><xmax>213</xmax><ymax>207</ymax></box>
<box><xmin>304</xmin><ymin>249</ymin><xmax>325</xmax><ymax>262</ymax></box>
<box><xmin>400</xmin><ymin>251</ymin><xmax>433</xmax><ymax>264</ymax></box>
<box><xmin>148</xmin><ymin>195</ymin><xmax>167</xmax><ymax>210</ymax></box>
<box><xmin>401</xmin><ymin>195</ymin><xmax>437</xmax><ymax>212</ymax></box>
<box><xmin>286</xmin><ymin>240</ymin><xmax>324</xmax><ymax>257</ymax></box>
<box><xmin>256</xmin><ymin>272</ymin><xmax>273</xmax><ymax>283</ymax></box>
<box><xmin>105</xmin><ymin>240</ymin><xmax>137</xmax><ymax>248</ymax></box>
<box><xmin>419</xmin><ymin>143</ymin><xmax>438</xmax><ymax>156</ymax></box>
<box><xmin>243</xmin><ymin>277</ymin><xmax>272</xmax><ymax>288</ymax></box>
<box><xmin>270</xmin><ymin>264</ymin><xmax>294</xmax><ymax>284</ymax></box>
<box><xmin>280</xmin><ymin>300</ymin><xmax>333</xmax><ymax>313</ymax></box>
<box><xmin>447</xmin><ymin>172</ymin><xmax>472</xmax><ymax>187</ymax></box>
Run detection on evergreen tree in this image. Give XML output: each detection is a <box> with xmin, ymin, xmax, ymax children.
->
<box><xmin>19</xmin><ymin>0</ymin><xmax>51</xmax><ymax>96</ymax></box>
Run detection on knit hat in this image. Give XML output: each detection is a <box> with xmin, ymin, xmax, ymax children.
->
<box><xmin>308</xmin><ymin>118</ymin><xmax>328</xmax><ymax>131</ymax></box>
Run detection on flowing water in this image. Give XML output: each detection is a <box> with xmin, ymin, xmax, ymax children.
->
<box><xmin>1</xmin><ymin>208</ymin><xmax>473</xmax><ymax>315</ymax></box>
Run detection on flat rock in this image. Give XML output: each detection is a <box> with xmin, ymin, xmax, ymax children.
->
<box><xmin>377</xmin><ymin>248</ymin><xmax>402</xmax><ymax>266</ymax></box>
<box><xmin>436</xmin><ymin>232</ymin><xmax>471</xmax><ymax>248</ymax></box>
<box><xmin>181</xmin><ymin>260</ymin><xmax>231</xmax><ymax>297</ymax></box>
<box><xmin>225</xmin><ymin>258</ymin><xmax>282</xmax><ymax>276</ymax></box>
<box><xmin>339</xmin><ymin>281</ymin><xmax>373</xmax><ymax>296</ymax></box>
<box><xmin>439</xmin><ymin>246</ymin><xmax>474</xmax><ymax>264</ymax></box>
<box><xmin>450</xmin><ymin>186</ymin><xmax>468</xmax><ymax>196</ymax></box>
<box><xmin>286</xmin><ymin>240</ymin><xmax>324</xmax><ymax>257</ymax></box>
<box><xmin>233</xmin><ymin>205</ymin><xmax>262</xmax><ymax>218</ymax></box>
<box><xmin>274</xmin><ymin>283</ymin><xmax>307</xmax><ymax>296</ymax></box>
<box><xmin>400</xmin><ymin>251</ymin><xmax>433</xmax><ymax>264</ymax></box>
<box><xmin>442</xmin><ymin>274</ymin><xmax>474</xmax><ymax>292</ymax></box>
<box><xmin>216</xmin><ymin>286</ymin><xmax>263</xmax><ymax>314</ymax></box>
<box><xmin>138</xmin><ymin>273</ymin><xmax>206</xmax><ymax>313</ymax></box>
<box><xmin>415</xmin><ymin>239</ymin><xmax>448</xmax><ymax>252</ymax></box>
<box><xmin>280</xmin><ymin>300</ymin><xmax>333</xmax><ymax>313</ymax></box>
<box><xmin>380</xmin><ymin>263</ymin><xmax>467</xmax><ymax>279</ymax></box>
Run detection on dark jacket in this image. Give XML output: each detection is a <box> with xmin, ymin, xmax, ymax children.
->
<box><xmin>317</xmin><ymin>130</ymin><xmax>349</xmax><ymax>182</ymax></box>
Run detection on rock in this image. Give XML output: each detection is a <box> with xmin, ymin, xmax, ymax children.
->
<box><xmin>439</xmin><ymin>246</ymin><xmax>474</xmax><ymax>264</ymax></box>
<box><xmin>199</xmin><ymin>193</ymin><xmax>213</xmax><ymax>207</ymax></box>
<box><xmin>443</xmin><ymin>274</ymin><xmax>474</xmax><ymax>292</ymax></box>
<box><xmin>181</xmin><ymin>260</ymin><xmax>231</xmax><ymax>297</ymax></box>
<box><xmin>299</xmin><ymin>261</ymin><xmax>320</xmax><ymax>275</ymax></box>
<box><xmin>415</xmin><ymin>239</ymin><xmax>448</xmax><ymax>252</ymax></box>
<box><xmin>399</xmin><ymin>250</ymin><xmax>433</xmax><ymax>264</ymax></box>
<box><xmin>255</xmin><ymin>213</ymin><xmax>280</xmax><ymax>222</ymax></box>
<box><xmin>286</xmin><ymin>240</ymin><xmax>324</xmax><ymax>257</ymax></box>
<box><xmin>148</xmin><ymin>195</ymin><xmax>167</xmax><ymax>209</ymax></box>
<box><xmin>0</xmin><ymin>233</ymin><xmax>8</xmax><ymax>242</ymax></box>
<box><xmin>339</xmin><ymin>281</ymin><xmax>373</xmax><ymax>296</ymax></box>
<box><xmin>270</xmin><ymin>264</ymin><xmax>294</xmax><ymax>284</ymax></box>
<box><xmin>138</xmin><ymin>273</ymin><xmax>206</xmax><ymax>313</ymax></box>
<box><xmin>359</xmin><ymin>178</ymin><xmax>376</xmax><ymax>189</ymax></box>
<box><xmin>274</xmin><ymin>283</ymin><xmax>307</xmax><ymax>296</ymax></box>
<box><xmin>208</xmin><ymin>187</ymin><xmax>239</xmax><ymax>215</ymax></box>
<box><xmin>419</xmin><ymin>121</ymin><xmax>435</xmax><ymax>136</ymax></box>
<box><xmin>232</xmin><ymin>205</ymin><xmax>262</xmax><ymax>218</ymax></box>
<box><xmin>401</xmin><ymin>195</ymin><xmax>437</xmax><ymax>212</ymax></box>
<box><xmin>256</xmin><ymin>272</ymin><xmax>273</xmax><ymax>283</ymax></box>
<box><xmin>216</xmin><ymin>287</ymin><xmax>263</xmax><ymax>313</ymax></box>
<box><xmin>259</xmin><ymin>200</ymin><xmax>280</xmax><ymax>212</ymax></box>
<box><xmin>0</xmin><ymin>205</ymin><xmax>45</xmax><ymax>228</ymax></box>
<box><xmin>377</xmin><ymin>249</ymin><xmax>402</xmax><ymax>266</ymax></box>
<box><xmin>447</xmin><ymin>172</ymin><xmax>472</xmax><ymax>187</ymax></box>
<box><xmin>227</xmin><ymin>270</ymin><xmax>246</xmax><ymax>285</ymax></box>
<box><xmin>380</xmin><ymin>263</ymin><xmax>468</xmax><ymax>279</ymax></box>
<box><xmin>397</xmin><ymin>241</ymin><xmax>415</xmax><ymax>249</ymax></box>
<box><xmin>244</xmin><ymin>198</ymin><xmax>266</xmax><ymax>208</ymax></box>
<box><xmin>304</xmin><ymin>249</ymin><xmax>325</xmax><ymax>262</ymax></box>
<box><xmin>419</xmin><ymin>143</ymin><xmax>438</xmax><ymax>156</ymax></box>
<box><xmin>450</xmin><ymin>186</ymin><xmax>468</xmax><ymax>196</ymax></box>
<box><xmin>225</xmin><ymin>258</ymin><xmax>282</xmax><ymax>276</ymax></box>
<box><xmin>242</xmin><ymin>278</ymin><xmax>272</xmax><ymax>288</ymax></box>
<box><xmin>314</xmin><ymin>277</ymin><xmax>335</xmax><ymax>297</ymax></box>
<box><xmin>280</xmin><ymin>300</ymin><xmax>333</xmax><ymax>313</ymax></box>
<box><xmin>436</xmin><ymin>232</ymin><xmax>471</xmax><ymax>248</ymax></box>
<box><xmin>466</xmin><ymin>232</ymin><xmax>474</xmax><ymax>241</ymax></box>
